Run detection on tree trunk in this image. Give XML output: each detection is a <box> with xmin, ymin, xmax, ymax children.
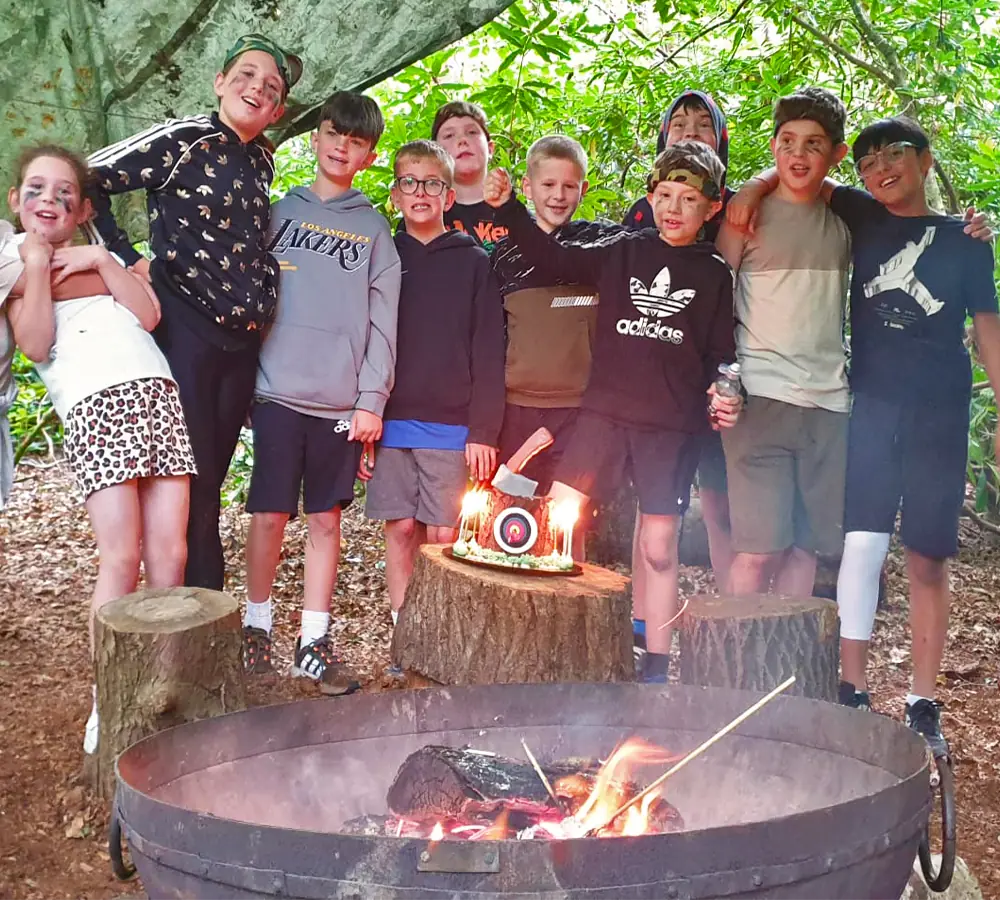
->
<box><xmin>679</xmin><ymin>594</ymin><xmax>840</xmax><ymax>701</ymax></box>
<box><xmin>391</xmin><ymin>544</ymin><xmax>633</xmax><ymax>684</ymax></box>
<box><xmin>89</xmin><ymin>587</ymin><xmax>247</xmax><ymax>800</ymax></box>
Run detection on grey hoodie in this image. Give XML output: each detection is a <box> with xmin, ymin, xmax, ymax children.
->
<box><xmin>257</xmin><ymin>186</ymin><xmax>401</xmax><ymax>419</ymax></box>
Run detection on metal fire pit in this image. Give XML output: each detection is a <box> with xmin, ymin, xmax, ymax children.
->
<box><xmin>113</xmin><ymin>683</ymin><xmax>934</xmax><ymax>899</ymax></box>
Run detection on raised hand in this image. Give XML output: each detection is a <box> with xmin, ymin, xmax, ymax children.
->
<box><xmin>19</xmin><ymin>232</ymin><xmax>54</xmax><ymax>269</ymax></box>
<box><xmin>483</xmin><ymin>169</ymin><xmax>513</xmax><ymax>208</ymax></box>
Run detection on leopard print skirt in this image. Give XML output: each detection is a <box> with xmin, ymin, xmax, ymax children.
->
<box><xmin>63</xmin><ymin>377</ymin><xmax>197</xmax><ymax>499</ymax></box>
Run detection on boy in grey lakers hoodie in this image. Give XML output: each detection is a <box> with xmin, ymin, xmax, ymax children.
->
<box><xmin>242</xmin><ymin>92</ymin><xmax>401</xmax><ymax>694</ymax></box>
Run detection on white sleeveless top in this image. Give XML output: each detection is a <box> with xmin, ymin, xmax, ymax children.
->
<box><xmin>3</xmin><ymin>234</ymin><xmax>174</xmax><ymax>420</ymax></box>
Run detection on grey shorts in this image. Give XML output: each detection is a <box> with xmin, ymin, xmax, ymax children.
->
<box><xmin>721</xmin><ymin>396</ymin><xmax>848</xmax><ymax>556</ymax></box>
<box><xmin>364</xmin><ymin>447</ymin><xmax>468</xmax><ymax>527</ymax></box>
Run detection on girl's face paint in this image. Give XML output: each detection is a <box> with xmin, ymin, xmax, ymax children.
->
<box><xmin>12</xmin><ymin>156</ymin><xmax>85</xmax><ymax>244</ymax></box>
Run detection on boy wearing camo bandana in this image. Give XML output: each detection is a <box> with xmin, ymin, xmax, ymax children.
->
<box><xmin>86</xmin><ymin>34</ymin><xmax>302</xmax><ymax>590</ymax></box>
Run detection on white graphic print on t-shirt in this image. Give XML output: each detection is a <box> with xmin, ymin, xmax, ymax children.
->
<box><xmin>863</xmin><ymin>226</ymin><xmax>944</xmax><ymax>317</ymax></box>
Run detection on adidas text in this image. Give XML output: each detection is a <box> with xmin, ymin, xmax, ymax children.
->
<box><xmin>616</xmin><ymin>316</ymin><xmax>684</xmax><ymax>344</ymax></box>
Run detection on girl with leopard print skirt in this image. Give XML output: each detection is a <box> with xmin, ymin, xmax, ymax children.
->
<box><xmin>5</xmin><ymin>145</ymin><xmax>196</xmax><ymax>753</ymax></box>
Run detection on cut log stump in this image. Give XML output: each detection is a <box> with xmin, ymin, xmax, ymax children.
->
<box><xmin>678</xmin><ymin>594</ymin><xmax>840</xmax><ymax>701</ymax></box>
<box><xmin>89</xmin><ymin>587</ymin><xmax>247</xmax><ymax>800</ymax></box>
<box><xmin>391</xmin><ymin>544</ymin><xmax>633</xmax><ymax>685</ymax></box>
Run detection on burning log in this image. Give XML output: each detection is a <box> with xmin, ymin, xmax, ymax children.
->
<box><xmin>88</xmin><ymin>588</ymin><xmax>246</xmax><ymax>800</ymax></box>
<box><xmin>391</xmin><ymin>544</ymin><xmax>633</xmax><ymax>684</ymax></box>
<box><xmin>380</xmin><ymin>740</ymin><xmax>685</xmax><ymax>841</ymax></box>
<box><xmin>679</xmin><ymin>594</ymin><xmax>839</xmax><ymax>701</ymax></box>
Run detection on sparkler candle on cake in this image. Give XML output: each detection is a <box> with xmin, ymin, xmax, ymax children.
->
<box><xmin>451</xmin><ymin>428</ymin><xmax>577</xmax><ymax>573</ymax></box>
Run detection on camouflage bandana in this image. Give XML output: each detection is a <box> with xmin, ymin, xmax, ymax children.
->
<box><xmin>649</xmin><ymin>165</ymin><xmax>720</xmax><ymax>200</ymax></box>
<box><xmin>223</xmin><ymin>34</ymin><xmax>303</xmax><ymax>92</ymax></box>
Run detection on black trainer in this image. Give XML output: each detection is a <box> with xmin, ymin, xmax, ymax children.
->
<box><xmin>293</xmin><ymin>636</ymin><xmax>361</xmax><ymax>696</ymax></box>
<box><xmin>242</xmin><ymin>626</ymin><xmax>274</xmax><ymax>674</ymax></box>
<box><xmin>905</xmin><ymin>699</ymin><xmax>949</xmax><ymax>760</ymax></box>
<box><xmin>838</xmin><ymin>680</ymin><xmax>872</xmax><ymax>711</ymax></box>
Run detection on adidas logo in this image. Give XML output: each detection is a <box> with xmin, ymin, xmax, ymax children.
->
<box><xmin>628</xmin><ymin>266</ymin><xmax>695</xmax><ymax>319</ymax></box>
<box><xmin>334</xmin><ymin>419</ymin><xmax>351</xmax><ymax>433</ymax></box>
<box><xmin>616</xmin><ymin>316</ymin><xmax>685</xmax><ymax>343</ymax></box>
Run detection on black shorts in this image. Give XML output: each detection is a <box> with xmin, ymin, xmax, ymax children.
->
<box><xmin>845</xmin><ymin>392</ymin><xmax>969</xmax><ymax>559</ymax></box>
<box><xmin>554</xmin><ymin>410</ymin><xmax>700</xmax><ymax>516</ymax></box>
<box><xmin>696</xmin><ymin>429</ymin><xmax>728</xmax><ymax>493</ymax></box>
<box><xmin>247</xmin><ymin>400</ymin><xmax>361</xmax><ymax>516</ymax></box>
<box><xmin>497</xmin><ymin>404</ymin><xmax>579</xmax><ymax>494</ymax></box>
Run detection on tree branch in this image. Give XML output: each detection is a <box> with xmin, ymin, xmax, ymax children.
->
<box><xmin>963</xmin><ymin>503</ymin><xmax>1000</xmax><ymax>537</ymax></box>
<box><xmin>844</xmin><ymin>0</ymin><xmax>908</xmax><ymax>87</ymax></box>
<box><xmin>653</xmin><ymin>0</ymin><xmax>755</xmax><ymax>71</ymax></box>
<box><xmin>787</xmin><ymin>13</ymin><xmax>895</xmax><ymax>87</ymax></box>
<box><xmin>934</xmin><ymin>159</ymin><xmax>961</xmax><ymax>215</ymax></box>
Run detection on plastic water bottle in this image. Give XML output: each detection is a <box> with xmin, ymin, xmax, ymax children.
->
<box><xmin>709</xmin><ymin>362</ymin><xmax>742</xmax><ymax>424</ymax></box>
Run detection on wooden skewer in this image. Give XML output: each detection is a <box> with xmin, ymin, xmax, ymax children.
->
<box><xmin>656</xmin><ymin>594</ymin><xmax>691</xmax><ymax>630</ymax></box>
<box><xmin>521</xmin><ymin>738</ymin><xmax>564</xmax><ymax>812</ymax></box>
<box><xmin>592</xmin><ymin>675</ymin><xmax>797</xmax><ymax>833</ymax></box>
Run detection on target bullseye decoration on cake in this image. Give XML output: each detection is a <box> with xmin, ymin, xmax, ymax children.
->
<box><xmin>448</xmin><ymin>428</ymin><xmax>582</xmax><ymax>575</ymax></box>
<box><xmin>493</xmin><ymin>508</ymin><xmax>539</xmax><ymax>554</ymax></box>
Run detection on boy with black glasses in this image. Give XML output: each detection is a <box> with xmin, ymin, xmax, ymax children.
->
<box><xmin>363</xmin><ymin>140</ymin><xmax>505</xmax><ymax>624</ymax></box>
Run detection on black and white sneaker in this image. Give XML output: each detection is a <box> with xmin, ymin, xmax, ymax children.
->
<box><xmin>905</xmin><ymin>699</ymin><xmax>949</xmax><ymax>760</ymax></box>
<box><xmin>293</xmin><ymin>636</ymin><xmax>361</xmax><ymax>696</ymax></box>
<box><xmin>242</xmin><ymin>626</ymin><xmax>274</xmax><ymax>675</ymax></box>
<box><xmin>838</xmin><ymin>681</ymin><xmax>872</xmax><ymax>711</ymax></box>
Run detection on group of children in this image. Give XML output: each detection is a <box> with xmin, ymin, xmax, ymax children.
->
<box><xmin>0</xmin><ymin>32</ymin><xmax>996</xmax><ymax>761</ymax></box>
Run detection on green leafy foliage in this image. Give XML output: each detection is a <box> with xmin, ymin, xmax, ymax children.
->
<box><xmin>10</xmin><ymin>0</ymin><xmax>1000</xmax><ymax>510</ymax></box>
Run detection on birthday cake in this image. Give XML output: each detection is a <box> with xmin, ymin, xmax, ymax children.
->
<box><xmin>450</xmin><ymin>428</ymin><xmax>580</xmax><ymax>575</ymax></box>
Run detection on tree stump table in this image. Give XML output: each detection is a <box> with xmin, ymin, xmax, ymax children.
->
<box><xmin>391</xmin><ymin>544</ymin><xmax>633</xmax><ymax>684</ymax></box>
<box><xmin>678</xmin><ymin>594</ymin><xmax>840</xmax><ymax>701</ymax></box>
<box><xmin>89</xmin><ymin>587</ymin><xmax>247</xmax><ymax>800</ymax></box>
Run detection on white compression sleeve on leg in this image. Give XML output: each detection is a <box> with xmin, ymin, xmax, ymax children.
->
<box><xmin>837</xmin><ymin>531</ymin><xmax>891</xmax><ymax>641</ymax></box>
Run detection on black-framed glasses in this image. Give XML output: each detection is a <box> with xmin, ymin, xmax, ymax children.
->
<box><xmin>393</xmin><ymin>176</ymin><xmax>449</xmax><ymax>197</ymax></box>
<box><xmin>855</xmin><ymin>141</ymin><xmax>917</xmax><ymax>176</ymax></box>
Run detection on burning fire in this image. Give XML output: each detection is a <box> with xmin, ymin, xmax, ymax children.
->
<box><xmin>396</xmin><ymin>738</ymin><xmax>683</xmax><ymax>842</ymax></box>
<box><xmin>547</xmin><ymin>498</ymin><xmax>580</xmax><ymax>559</ymax></box>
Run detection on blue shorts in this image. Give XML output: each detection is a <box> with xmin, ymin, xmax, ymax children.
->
<box><xmin>844</xmin><ymin>392</ymin><xmax>969</xmax><ymax>559</ymax></box>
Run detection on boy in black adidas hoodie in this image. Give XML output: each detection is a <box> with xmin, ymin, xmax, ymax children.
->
<box><xmin>86</xmin><ymin>34</ymin><xmax>302</xmax><ymax>590</ymax></box>
<box><xmin>363</xmin><ymin>140</ymin><xmax>504</xmax><ymax>622</ymax></box>
<box><xmin>485</xmin><ymin>141</ymin><xmax>741</xmax><ymax>681</ymax></box>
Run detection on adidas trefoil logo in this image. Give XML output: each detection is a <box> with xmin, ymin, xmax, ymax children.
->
<box><xmin>618</xmin><ymin>265</ymin><xmax>694</xmax><ymax>343</ymax></box>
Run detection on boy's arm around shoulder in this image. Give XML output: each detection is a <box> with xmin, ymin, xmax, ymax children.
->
<box><xmin>86</xmin><ymin>117</ymin><xmax>209</xmax><ymax>266</ymax></box>
<box><xmin>356</xmin><ymin>223</ymin><xmax>402</xmax><ymax>419</ymax></box>
<box><xmin>715</xmin><ymin>219</ymin><xmax>747</xmax><ymax>273</ymax></box>
<box><xmin>468</xmin><ymin>255</ymin><xmax>507</xmax><ymax>449</ymax></box>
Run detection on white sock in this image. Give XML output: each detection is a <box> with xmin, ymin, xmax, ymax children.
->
<box><xmin>83</xmin><ymin>685</ymin><xmax>98</xmax><ymax>755</ymax></box>
<box><xmin>301</xmin><ymin>610</ymin><xmax>330</xmax><ymax>645</ymax></box>
<box><xmin>906</xmin><ymin>692</ymin><xmax>933</xmax><ymax>707</ymax></box>
<box><xmin>836</xmin><ymin>532</ymin><xmax>891</xmax><ymax>641</ymax></box>
<box><xmin>244</xmin><ymin>598</ymin><xmax>273</xmax><ymax>633</ymax></box>
<box><xmin>391</xmin><ymin>609</ymin><xmax>399</xmax><ymax>626</ymax></box>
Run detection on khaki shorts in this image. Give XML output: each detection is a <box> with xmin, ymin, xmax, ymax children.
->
<box><xmin>364</xmin><ymin>447</ymin><xmax>468</xmax><ymax>527</ymax></box>
<box><xmin>721</xmin><ymin>396</ymin><xmax>847</xmax><ymax>556</ymax></box>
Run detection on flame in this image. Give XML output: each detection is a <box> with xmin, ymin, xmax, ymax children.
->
<box><xmin>548</xmin><ymin>498</ymin><xmax>580</xmax><ymax>531</ymax></box>
<box><xmin>571</xmin><ymin>737</ymin><xmax>680</xmax><ymax>836</ymax></box>
<box><xmin>461</xmin><ymin>489</ymin><xmax>490</xmax><ymax>516</ymax></box>
<box><xmin>429</xmin><ymin>822</ymin><xmax>444</xmax><ymax>841</ymax></box>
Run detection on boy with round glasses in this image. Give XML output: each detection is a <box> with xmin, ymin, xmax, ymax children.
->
<box><xmin>363</xmin><ymin>140</ymin><xmax>505</xmax><ymax>624</ymax></box>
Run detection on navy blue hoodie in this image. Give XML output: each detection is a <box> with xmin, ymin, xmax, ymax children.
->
<box><xmin>623</xmin><ymin>91</ymin><xmax>733</xmax><ymax>239</ymax></box>
<box><xmin>384</xmin><ymin>230</ymin><xmax>506</xmax><ymax>445</ymax></box>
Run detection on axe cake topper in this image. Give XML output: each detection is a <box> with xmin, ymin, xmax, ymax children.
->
<box><xmin>491</xmin><ymin>427</ymin><xmax>555</xmax><ymax>498</ymax></box>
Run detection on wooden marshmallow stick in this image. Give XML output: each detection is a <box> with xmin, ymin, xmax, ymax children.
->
<box><xmin>591</xmin><ymin>675</ymin><xmax>797</xmax><ymax>833</ymax></box>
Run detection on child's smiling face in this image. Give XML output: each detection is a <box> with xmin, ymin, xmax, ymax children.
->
<box><xmin>8</xmin><ymin>156</ymin><xmax>89</xmax><ymax>245</ymax></box>
<box><xmin>771</xmin><ymin>119</ymin><xmax>846</xmax><ymax>196</ymax></box>
<box><xmin>651</xmin><ymin>179</ymin><xmax>721</xmax><ymax>246</ymax></box>
<box><xmin>311</xmin><ymin>122</ymin><xmax>376</xmax><ymax>187</ymax></box>
<box><xmin>522</xmin><ymin>157</ymin><xmax>588</xmax><ymax>233</ymax></box>
<box><xmin>214</xmin><ymin>50</ymin><xmax>286</xmax><ymax>141</ymax></box>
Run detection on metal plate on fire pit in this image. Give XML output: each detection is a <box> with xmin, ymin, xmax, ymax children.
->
<box><xmin>444</xmin><ymin>547</ymin><xmax>583</xmax><ymax>576</ymax></box>
<box><xmin>416</xmin><ymin>840</ymin><xmax>501</xmax><ymax>874</ymax></box>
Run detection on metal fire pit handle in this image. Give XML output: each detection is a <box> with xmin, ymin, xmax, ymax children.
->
<box><xmin>109</xmin><ymin>796</ymin><xmax>137</xmax><ymax>881</ymax></box>
<box><xmin>918</xmin><ymin>754</ymin><xmax>955</xmax><ymax>892</ymax></box>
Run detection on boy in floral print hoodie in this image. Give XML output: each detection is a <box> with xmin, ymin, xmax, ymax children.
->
<box><xmin>86</xmin><ymin>34</ymin><xmax>302</xmax><ymax>590</ymax></box>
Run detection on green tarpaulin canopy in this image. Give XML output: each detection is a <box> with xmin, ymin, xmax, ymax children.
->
<box><xmin>0</xmin><ymin>0</ymin><xmax>514</xmax><ymax>232</ymax></box>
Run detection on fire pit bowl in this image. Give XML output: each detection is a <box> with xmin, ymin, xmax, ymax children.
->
<box><xmin>114</xmin><ymin>683</ymin><xmax>932</xmax><ymax>899</ymax></box>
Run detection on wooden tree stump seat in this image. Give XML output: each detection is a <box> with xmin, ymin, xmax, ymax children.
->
<box><xmin>90</xmin><ymin>587</ymin><xmax>247</xmax><ymax>799</ymax></box>
<box><xmin>678</xmin><ymin>594</ymin><xmax>840</xmax><ymax>701</ymax></box>
<box><xmin>391</xmin><ymin>544</ymin><xmax>633</xmax><ymax>685</ymax></box>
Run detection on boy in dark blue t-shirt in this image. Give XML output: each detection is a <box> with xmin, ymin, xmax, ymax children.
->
<box><xmin>830</xmin><ymin>118</ymin><xmax>999</xmax><ymax>757</ymax></box>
